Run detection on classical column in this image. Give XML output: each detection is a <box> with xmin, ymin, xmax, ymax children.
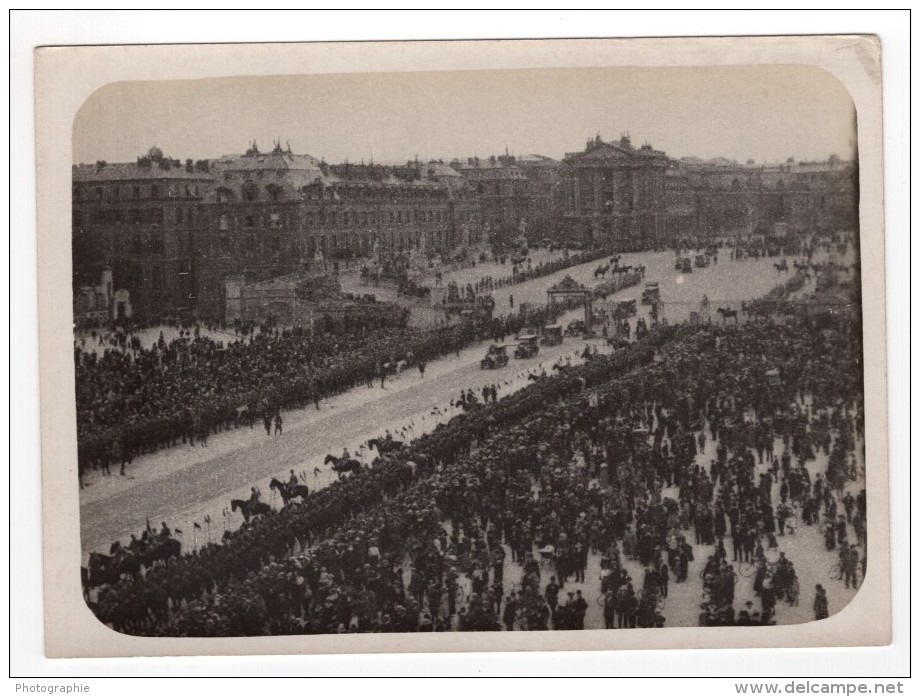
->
<box><xmin>573</xmin><ymin>172</ymin><xmax>581</xmax><ymax>214</ymax></box>
<box><xmin>632</xmin><ymin>170</ymin><xmax>640</xmax><ymax>212</ymax></box>
<box><xmin>593</xmin><ymin>169</ymin><xmax>602</xmax><ymax>212</ymax></box>
<box><xmin>610</xmin><ymin>167</ymin><xmax>618</xmax><ymax>212</ymax></box>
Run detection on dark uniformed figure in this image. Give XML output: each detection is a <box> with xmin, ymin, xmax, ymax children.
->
<box><xmin>814</xmin><ymin>584</ymin><xmax>829</xmax><ymax>620</ymax></box>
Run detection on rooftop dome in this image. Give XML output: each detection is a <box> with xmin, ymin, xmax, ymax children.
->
<box><xmin>148</xmin><ymin>146</ymin><xmax>164</xmax><ymax>161</ymax></box>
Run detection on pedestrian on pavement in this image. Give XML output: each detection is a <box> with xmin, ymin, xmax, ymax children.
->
<box><xmin>814</xmin><ymin>584</ymin><xmax>829</xmax><ymax>620</ymax></box>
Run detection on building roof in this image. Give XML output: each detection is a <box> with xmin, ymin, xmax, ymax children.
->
<box><xmin>214</xmin><ymin>150</ymin><xmax>324</xmax><ymax>173</ymax></box>
<box><xmin>73</xmin><ymin>162</ymin><xmax>210</xmax><ymax>182</ymax></box>
<box><xmin>425</xmin><ymin>161</ymin><xmax>464</xmax><ymax>179</ymax></box>
<box><xmin>515</xmin><ymin>154</ymin><xmax>560</xmax><ymax>167</ymax></box>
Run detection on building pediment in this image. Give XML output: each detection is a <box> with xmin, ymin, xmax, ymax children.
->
<box><xmin>566</xmin><ymin>144</ymin><xmax>634</xmax><ymax>164</ymax></box>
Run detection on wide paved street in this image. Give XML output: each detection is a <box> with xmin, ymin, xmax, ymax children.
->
<box><xmin>79</xmin><ymin>248</ymin><xmax>804</xmax><ymax>562</ymax></box>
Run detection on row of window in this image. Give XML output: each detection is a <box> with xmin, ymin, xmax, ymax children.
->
<box><xmin>74</xmin><ymin>183</ymin><xmax>201</xmax><ymax>201</ymax></box>
<box><xmin>218</xmin><ymin>182</ymin><xmax>449</xmax><ymax>203</ymax></box>
<box><xmin>200</xmin><ymin>228</ymin><xmax>449</xmax><ymax>257</ymax></box>
<box><xmin>216</xmin><ymin>207</ymin><xmax>449</xmax><ymax>231</ymax></box>
<box><xmin>73</xmin><ymin>206</ymin><xmax>199</xmax><ymax>227</ymax></box>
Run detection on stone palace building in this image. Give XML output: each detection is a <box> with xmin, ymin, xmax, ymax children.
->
<box><xmin>72</xmin><ymin>138</ymin><xmax>856</xmax><ymax>321</ymax></box>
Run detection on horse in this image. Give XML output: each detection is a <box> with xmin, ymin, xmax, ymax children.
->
<box><xmin>86</xmin><ymin>552</ymin><xmax>124</xmax><ymax>587</ymax></box>
<box><xmin>230</xmin><ymin>498</ymin><xmax>271</xmax><ymax>521</ymax></box>
<box><xmin>142</xmin><ymin>537</ymin><xmax>182</xmax><ymax>566</ymax></box>
<box><xmin>86</xmin><ymin>548</ymin><xmax>147</xmax><ymax>587</ymax></box>
<box><xmin>368</xmin><ymin>437</ymin><xmax>405</xmax><ymax>455</ymax></box>
<box><xmin>774</xmin><ymin>260</ymin><xmax>789</xmax><ymax>273</ymax></box>
<box><xmin>269</xmin><ymin>477</ymin><xmax>310</xmax><ymax>505</ymax></box>
<box><xmin>594</xmin><ymin>263</ymin><xmax>610</xmax><ymax>279</ymax></box>
<box><xmin>324</xmin><ymin>454</ymin><xmax>363</xmax><ymax>477</ymax></box>
<box><xmin>716</xmin><ymin>307</ymin><xmax>739</xmax><ymax>324</ymax></box>
<box><xmin>741</xmin><ymin>300</ymin><xmax>773</xmax><ymax>322</ymax></box>
<box><xmin>552</xmin><ymin>360</ymin><xmax>573</xmax><ymax>373</ymax></box>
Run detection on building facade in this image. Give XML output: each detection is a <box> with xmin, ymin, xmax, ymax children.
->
<box><xmin>557</xmin><ymin>135</ymin><xmax>858</xmax><ymax>247</ymax></box>
<box><xmin>558</xmin><ymin>134</ymin><xmax>670</xmax><ymax>248</ymax></box>
<box><xmin>450</xmin><ymin>155</ymin><xmax>532</xmax><ymax>246</ymax></box>
<box><xmin>677</xmin><ymin>157</ymin><xmax>859</xmax><ymax>239</ymax></box>
<box><xmin>72</xmin><ymin>147</ymin><xmax>213</xmax><ymax>317</ymax></box>
<box><xmin>73</xmin><ymin>141</ymin><xmax>857</xmax><ymax>321</ymax></box>
<box><xmin>73</xmin><ymin>143</ymin><xmax>485</xmax><ymax>320</ymax></box>
<box><xmin>448</xmin><ymin>153</ymin><xmax>561</xmax><ymax>246</ymax></box>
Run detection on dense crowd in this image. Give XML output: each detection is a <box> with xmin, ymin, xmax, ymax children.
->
<box><xmin>75</xmin><ymin>323</ymin><xmax>420</xmax><ymax>474</ymax></box>
<box><xmin>417</xmin><ymin>246</ymin><xmax>616</xmax><ymax>304</ymax></box>
<box><xmin>86</xmin><ymin>262</ymin><xmax>865</xmax><ymax>635</ymax></box>
<box><xmin>75</xmin><ymin>274</ymin><xmax>615</xmax><ymax>479</ymax></box>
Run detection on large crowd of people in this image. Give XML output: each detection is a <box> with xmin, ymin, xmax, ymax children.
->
<box><xmin>75</xmin><ymin>281</ymin><xmax>602</xmax><ymax>480</ymax></box>
<box><xmin>83</xmin><ymin>251</ymin><xmax>866</xmax><ymax>636</ymax></box>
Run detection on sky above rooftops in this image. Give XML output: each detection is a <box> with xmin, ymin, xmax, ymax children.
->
<box><xmin>73</xmin><ymin>65</ymin><xmax>856</xmax><ymax>167</ymax></box>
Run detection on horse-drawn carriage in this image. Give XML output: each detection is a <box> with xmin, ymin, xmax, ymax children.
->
<box><xmin>514</xmin><ymin>334</ymin><xmax>540</xmax><ymax>359</ymax></box>
<box><xmin>675</xmin><ymin>257</ymin><xmax>693</xmax><ymax>273</ymax></box>
<box><xmin>480</xmin><ymin>344</ymin><xmax>509</xmax><ymax>370</ymax></box>
<box><xmin>612</xmin><ymin>299</ymin><xmax>637</xmax><ymax>321</ymax></box>
<box><xmin>641</xmin><ymin>282</ymin><xmax>661</xmax><ymax>305</ymax></box>
<box><xmin>565</xmin><ymin>319</ymin><xmax>587</xmax><ymax>336</ymax></box>
<box><xmin>694</xmin><ymin>254</ymin><xmax>710</xmax><ymax>268</ymax></box>
<box><xmin>541</xmin><ymin>323</ymin><xmax>563</xmax><ymax>347</ymax></box>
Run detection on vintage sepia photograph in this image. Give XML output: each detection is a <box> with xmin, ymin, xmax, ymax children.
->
<box><xmin>33</xmin><ymin>34</ymin><xmax>891</xmax><ymax>658</ymax></box>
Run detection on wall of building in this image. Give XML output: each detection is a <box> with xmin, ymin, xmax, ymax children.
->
<box><xmin>72</xmin><ymin>156</ymin><xmax>210</xmax><ymax>317</ymax></box>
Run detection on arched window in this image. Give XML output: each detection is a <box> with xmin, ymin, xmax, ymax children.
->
<box><xmin>241</xmin><ymin>182</ymin><xmax>259</xmax><ymax>202</ymax></box>
<box><xmin>245</xmin><ymin>215</ymin><xmax>255</xmax><ymax>229</ymax></box>
<box><xmin>219</xmin><ymin>214</ymin><xmax>230</xmax><ymax>231</ymax></box>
